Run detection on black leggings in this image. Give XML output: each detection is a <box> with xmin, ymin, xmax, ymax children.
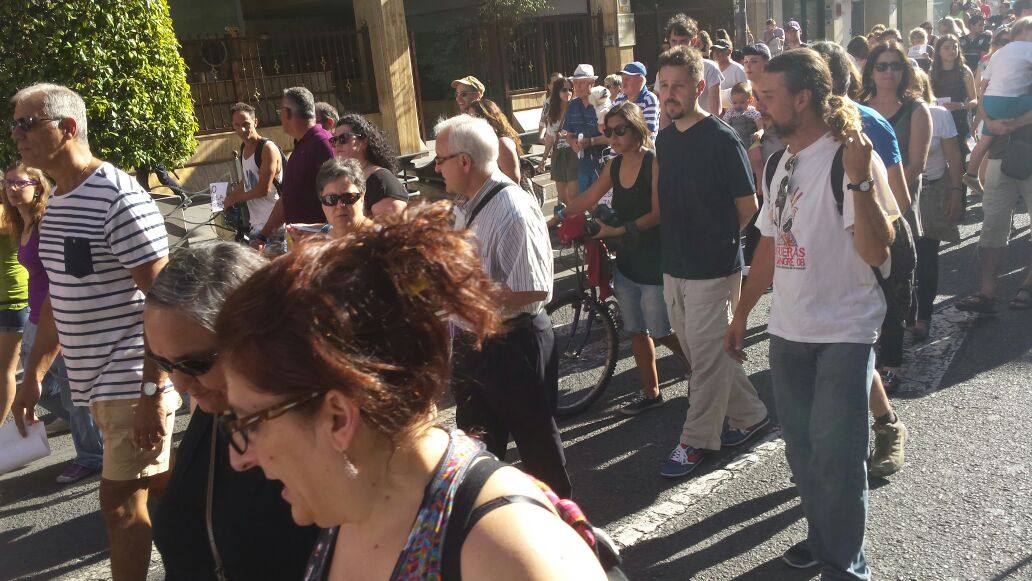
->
<box><xmin>915</xmin><ymin>237</ymin><xmax>941</xmax><ymax>323</ymax></box>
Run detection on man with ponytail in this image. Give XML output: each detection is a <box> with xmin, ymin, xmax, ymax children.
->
<box><xmin>726</xmin><ymin>49</ymin><xmax>899</xmax><ymax>578</ymax></box>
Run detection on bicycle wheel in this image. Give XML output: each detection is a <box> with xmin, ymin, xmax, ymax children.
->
<box><xmin>548</xmin><ymin>292</ymin><xmax>619</xmax><ymax>418</ymax></box>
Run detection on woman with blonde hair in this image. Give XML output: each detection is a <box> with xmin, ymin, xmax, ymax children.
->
<box><xmin>2</xmin><ymin>162</ymin><xmax>104</xmax><ymax>483</ymax></box>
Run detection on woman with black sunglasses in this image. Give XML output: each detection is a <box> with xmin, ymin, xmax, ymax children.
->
<box><xmin>143</xmin><ymin>241</ymin><xmax>318</xmax><ymax>580</ymax></box>
<box><xmin>288</xmin><ymin>158</ymin><xmax>373</xmax><ymax>245</ymax></box>
<box><xmin>861</xmin><ymin>42</ymin><xmax>933</xmax><ymax>394</ymax></box>
<box><xmin>559</xmin><ymin>101</ymin><xmax>689</xmax><ymax>416</ymax></box>
<box><xmin>329</xmin><ymin>113</ymin><xmax>409</xmax><ymax>218</ymax></box>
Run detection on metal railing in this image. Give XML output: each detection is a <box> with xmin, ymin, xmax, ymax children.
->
<box><xmin>178</xmin><ymin>28</ymin><xmax>376</xmax><ymax>134</ymax></box>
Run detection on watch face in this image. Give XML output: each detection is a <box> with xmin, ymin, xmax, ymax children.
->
<box><xmin>860</xmin><ymin>181</ymin><xmax>872</xmax><ymax>192</ymax></box>
<box><xmin>143</xmin><ymin>382</ymin><xmax>158</xmax><ymax>396</ymax></box>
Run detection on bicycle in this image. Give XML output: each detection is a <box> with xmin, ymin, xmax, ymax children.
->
<box><xmin>548</xmin><ymin>212</ymin><xmax>621</xmax><ymax>419</ymax></box>
<box><xmin>150</xmin><ymin>165</ymin><xmax>246</xmax><ymax>251</ymax></box>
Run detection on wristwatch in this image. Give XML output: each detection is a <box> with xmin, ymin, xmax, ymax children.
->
<box><xmin>847</xmin><ymin>178</ymin><xmax>874</xmax><ymax>193</ymax></box>
<box><xmin>142</xmin><ymin>381</ymin><xmax>158</xmax><ymax>397</ymax></box>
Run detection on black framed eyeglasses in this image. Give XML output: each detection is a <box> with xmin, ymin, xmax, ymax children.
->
<box><xmin>146</xmin><ymin>350</ymin><xmax>220</xmax><ymax>377</ymax></box>
<box><xmin>873</xmin><ymin>61</ymin><xmax>904</xmax><ymax>72</ymax></box>
<box><xmin>434</xmin><ymin>152</ymin><xmax>466</xmax><ymax>166</ymax></box>
<box><xmin>218</xmin><ymin>391</ymin><xmax>325</xmax><ymax>455</ymax></box>
<box><xmin>9</xmin><ymin>116</ymin><xmax>63</xmax><ymax>133</ymax></box>
<box><xmin>329</xmin><ymin>132</ymin><xmax>360</xmax><ymax>145</ymax></box>
<box><xmin>319</xmin><ymin>190</ymin><xmax>362</xmax><ymax>206</ymax></box>
<box><xmin>604</xmin><ymin>124</ymin><xmax>632</xmax><ymax>138</ymax></box>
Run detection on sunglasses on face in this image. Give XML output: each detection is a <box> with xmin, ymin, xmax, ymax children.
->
<box><xmin>320</xmin><ymin>190</ymin><xmax>362</xmax><ymax>206</ymax></box>
<box><xmin>604</xmin><ymin>123</ymin><xmax>632</xmax><ymax>138</ymax></box>
<box><xmin>1</xmin><ymin>178</ymin><xmax>41</xmax><ymax>190</ymax></box>
<box><xmin>874</xmin><ymin>61</ymin><xmax>904</xmax><ymax>72</ymax></box>
<box><xmin>329</xmin><ymin>132</ymin><xmax>360</xmax><ymax>145</ymax></box>
<box><xmin>146</xmin><ymin>350</ymin><xmax>219</xmax><ymax>377</ymax></box>
<box><xmin>9</xmin><ymin>115</ymin><xmax>62</xmax><ymax>133</ymax></box>
<box><xmin>218</xmin><ymin>390</ymin><xmax>325</xmax><ymax>455</ymax></box>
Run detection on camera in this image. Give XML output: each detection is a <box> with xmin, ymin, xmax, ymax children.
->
<box><xmin>584</xmin><ymin>204</ymin><xmax>620</xmax><ymax>238</ymax></box>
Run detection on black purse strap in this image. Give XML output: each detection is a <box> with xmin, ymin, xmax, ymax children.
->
<box><xmin>464</xmin><ymin>183</ymin><xmax>508</xmax><ymax>227</ymax></box>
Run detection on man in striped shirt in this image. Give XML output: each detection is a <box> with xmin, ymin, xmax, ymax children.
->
<box><xmin>436</xmin><ymin>114</ymin><xmax>571</xmax><ymax>498</ymax></box>
<box><xmin>614</xmin><ymin>61</ymin><xmax>660</xmax><ymax>140</ymax></box>
<box><xmin>10</xmin><ymin>83</ymin><xmax>174</xmax><ymax>580</ymax></box>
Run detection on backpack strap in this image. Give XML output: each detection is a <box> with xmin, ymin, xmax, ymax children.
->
<box><xmin>441</xmin><ymin>454</ymin><xmax>507</xmax><ymax>580</ymax></box>
<box><xmin>763</xmin><ymin>147</ymin><xmax>786</xmax><ymax>194</ymax></box>
<box><xmin>831</xmin><ymin>144</ymin><xmax>846</xmax><ymax>215</ymax></box>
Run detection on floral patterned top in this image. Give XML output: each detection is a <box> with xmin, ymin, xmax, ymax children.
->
<box><xmin>302</xmin><ymin>431</ymin><xmax>485</xmax><ymax>581</ymax></box>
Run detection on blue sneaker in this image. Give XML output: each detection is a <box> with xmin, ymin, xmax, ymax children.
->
<box><xmin>721</xmin><ymin>416</ymin><xmax>771</xmax><ymax>447</ymax></box>
<box><xmin>660</xmin><ymin>445</ymin><xmax>704</xmax><ymax>478</ymax></box>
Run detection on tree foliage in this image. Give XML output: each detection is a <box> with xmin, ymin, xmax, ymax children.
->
<box><xmin>0</xmin><ymin>0</ymin><xmax>198</xmax><ymax>169</ymax></box>
<box><xmin>479</xmin><ymin>0</ymin><xmax>551</xmax><ymax>32</ymax></box>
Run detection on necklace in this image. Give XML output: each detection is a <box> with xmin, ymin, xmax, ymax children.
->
<box><xmin>57</xmin><ymin>159</ymin><xmax>97</xmax><ymax>196</ymax></box>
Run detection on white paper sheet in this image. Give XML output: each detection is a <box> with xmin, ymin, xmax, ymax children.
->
<box><xmin>209</xmin><ymin>182</ymin><xmax>229</xmax><ymax>213</ymax></box>
<box><xmin>0</xmin><ymin>420</ymin><xmax>51</xmax><ymax>475</ymax></box>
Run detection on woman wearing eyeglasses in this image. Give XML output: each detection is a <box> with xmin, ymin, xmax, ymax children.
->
<box><xmin>215</xmin><ymin>204</ymin><xmax>607</xmax><ymax>580</ymax></box>
<box><xmin>329</xmin><ymin>113</ymin><xmax>409</xmax><ymax>219</ymax></box>
<box><xmin>861</xmin><ymin>42</ymin><xmax>933</xmax><ymax>393</ymax></box>
<box><xmin>539</xmin><ymin>77</ymin><xmax>576</xmax><ymax>220</ymax></box>
<box><xmin>559</xmin><ymin>102</ymin><xmax>689</xmax><ymax>416</ymax></box>
<box><xmin>0</xmin><ymin>165</ymin><xmax>32</xmax><ymax>427</ymax></box>
<box><xmin>143</xmin><ymin>241</ymin><xmax>318</xmax><ymax>580</ymax></box>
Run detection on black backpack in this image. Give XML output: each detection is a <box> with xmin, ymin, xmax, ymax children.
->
<box><xmin>764</xmin><ymin>146</ymin><xmax>916</xmax><ymax>298</ymax></box>
<box><xmin>239</xmin><ymin>137</ymin><xmax>286</xmax><ymax>192</ymax></box>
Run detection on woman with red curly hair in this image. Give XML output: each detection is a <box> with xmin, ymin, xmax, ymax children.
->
<box><xmin>216</xmin><ymin>204</ymin><xmax>607</xmax><ymax>580</ymax></box>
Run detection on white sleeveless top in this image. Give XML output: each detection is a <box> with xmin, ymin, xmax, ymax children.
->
<box><xmin>242</xmin><ymin>142</ymin><xmax>283</xmax><ymax>233</ymax></box>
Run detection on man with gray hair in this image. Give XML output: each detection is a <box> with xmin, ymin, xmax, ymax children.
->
<box><xmin>253</xmin><ymin>86</ymin><xmax>333</xmax><ymax>250</ymax></box>
<box><xmin>436</xmin><ymin>114</ymin><xmax>571</xmax><ymax>498</ymax></box>
<box><xmin>9</xmin><ymin>83</ymin><xmax>175</xmax><ymax>580</ymax></box>
<box><xmin>314</xmin><ymin>101</ymin><xmax>338</xmax><ymax>131</ymax></box>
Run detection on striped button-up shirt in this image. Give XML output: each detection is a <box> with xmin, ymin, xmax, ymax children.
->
<box><xmin>454</xmin><ymin>174</ymin><xmax>553</xmax><ymax>316</ymax></box>
<box><xmin>614</xmin><ymin>86</ymin><xmax>660</xmax><ymax>139</ymax></box>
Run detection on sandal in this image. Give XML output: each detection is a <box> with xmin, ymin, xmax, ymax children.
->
<box><xmin>956</xmin><ymin>293</ymin><xmax>997</xmax><ymax>314</ymax></box>
<box><xmin>1010</xmin><ymin>286</ymin><xmax>1032</xmax><ymax>311</ymax></box>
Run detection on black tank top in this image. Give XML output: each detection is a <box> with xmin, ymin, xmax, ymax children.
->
<box><xmin>609</xmin><ymin>150</ymin><xmax>662</xmax><ymax>285</ymax></box>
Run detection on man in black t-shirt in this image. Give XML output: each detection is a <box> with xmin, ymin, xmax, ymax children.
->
<box><xmin>653</xmin><ymin>46</ymin><xmax>770</xmax><ymax>480</ymax></box>
<box><xmin>960</xmin><ymin>13</ymin><xmax>992</xmax><ymax>70</ymax></box>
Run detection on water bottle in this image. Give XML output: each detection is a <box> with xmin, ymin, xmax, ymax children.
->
<box><xmin>577</xmin><ymin>133</ymin><xmax>585</xmax><ymax>159</ymax></box>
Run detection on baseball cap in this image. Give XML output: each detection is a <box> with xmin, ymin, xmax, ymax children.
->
<box><xmin>742</xmin><ymin>43</ymin><xmax>772</xmax><ymax>60</ymax></box>
<box><xmin>451</xmin><ymin>76</ymin><xmax>485</xmax><ymax>94</ymax></box>
<box><xmin>620</xmin><ymin>61</ymin><xmax>647</xmax><ymax>77</ymax></box>
<box><xmin>712</xmin><ymin>39</ymin><xmax>732</xmax><ymax>51</ymax></box>
<box><xmin>787</xmin><ymin>20</ymin><xmax>801</xmax><ymax>31</ymax></box>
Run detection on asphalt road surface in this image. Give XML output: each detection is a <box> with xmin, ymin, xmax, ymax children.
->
<box><xmin>1</xmin><ymin>197</ymin><xmax>1030</xmax><ymax>580</ymax></box>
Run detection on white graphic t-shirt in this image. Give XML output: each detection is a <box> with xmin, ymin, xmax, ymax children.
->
<box><xmin>758</xmin><ymin>132</ymin><xmax>900</xmax><ymax>345</ymax></box>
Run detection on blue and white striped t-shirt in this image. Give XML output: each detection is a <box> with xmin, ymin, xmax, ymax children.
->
<box><xmin>39</xmin><ymin>163</ymin><xmax>169</xmax><ymax>406</ymax></box>
<box><xmin>614</xmin><ymin>87</ymin><xmax>660</xmax><ymax>139</ymax></box>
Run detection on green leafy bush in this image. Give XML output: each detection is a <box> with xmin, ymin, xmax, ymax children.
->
<box><xmin>0</xmin><ymin>0</ymin><xmax>198</xmax><ymax>169</ymax></box>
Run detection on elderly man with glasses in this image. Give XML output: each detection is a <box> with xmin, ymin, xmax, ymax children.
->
<box><xmin>434</xmin><ymin>114</ymin><xmax>571</xmax><ymax>498</ymax></box>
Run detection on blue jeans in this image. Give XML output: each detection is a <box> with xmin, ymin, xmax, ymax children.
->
<box><xmin>21</xmin><ymin>321</ymin><xmax>103</xmax><ymax>470</ymax></box>
<box><xmin>769</xmin><ymin>336</ymin><xmax>873</xmax><ymax>581</ymax></box>
<box><xmin>576</xmin><ymin>152</ymin><xmax>600</xmax><ymax>194</ymax></box>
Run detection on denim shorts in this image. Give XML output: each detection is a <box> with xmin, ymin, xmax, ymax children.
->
<box><xmin>612</xmin><ymin>267</ymin><xmax>672</xmax><ymax>337</ymax></box>
<box><xmin>0</xmin><ymin>307</ymin><xmax>28</xmax><ymax>333</ymax></box>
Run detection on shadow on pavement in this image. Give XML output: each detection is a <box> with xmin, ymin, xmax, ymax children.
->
<box><xmin>0</xmin><ymin>511</ymin><xmax>108</xmax><ymax>580</ymax></box>
<box><xmin>622</xmin><ymin>486</ymin><xmax>804</xmax><ymax>579</ymax></box>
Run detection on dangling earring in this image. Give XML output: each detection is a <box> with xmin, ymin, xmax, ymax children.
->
<box><xmin>341</xmin><ymin>452</ymin><xmax>359</xmax><ymax>479</ymax></box>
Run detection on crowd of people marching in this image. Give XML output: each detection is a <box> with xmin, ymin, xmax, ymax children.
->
<box><xmin>1</xmin><ymin>1</ymin><xmax>1030</xmax><ymax>579</ymax></box>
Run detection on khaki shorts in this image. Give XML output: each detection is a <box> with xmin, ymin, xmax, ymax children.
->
<box><xmin>90</xmin><ymin>391</ymin><xmax>178</xmax><ymax>481</ymax></box>
<box><xmin>979</xmin><ymin>159</ymin><xmax>1032</xmax><ymax>248</ymax></box>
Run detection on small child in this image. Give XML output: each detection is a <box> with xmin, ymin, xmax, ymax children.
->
<box><xmin>964</xmin><ymin>17</ymin><xmax>1032</xmax><ymax>192</ymax></box>
<box><xmin>723</xmin><ymin>82</ymin><xmax>763</xmax><ymax>146</ymax></box>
